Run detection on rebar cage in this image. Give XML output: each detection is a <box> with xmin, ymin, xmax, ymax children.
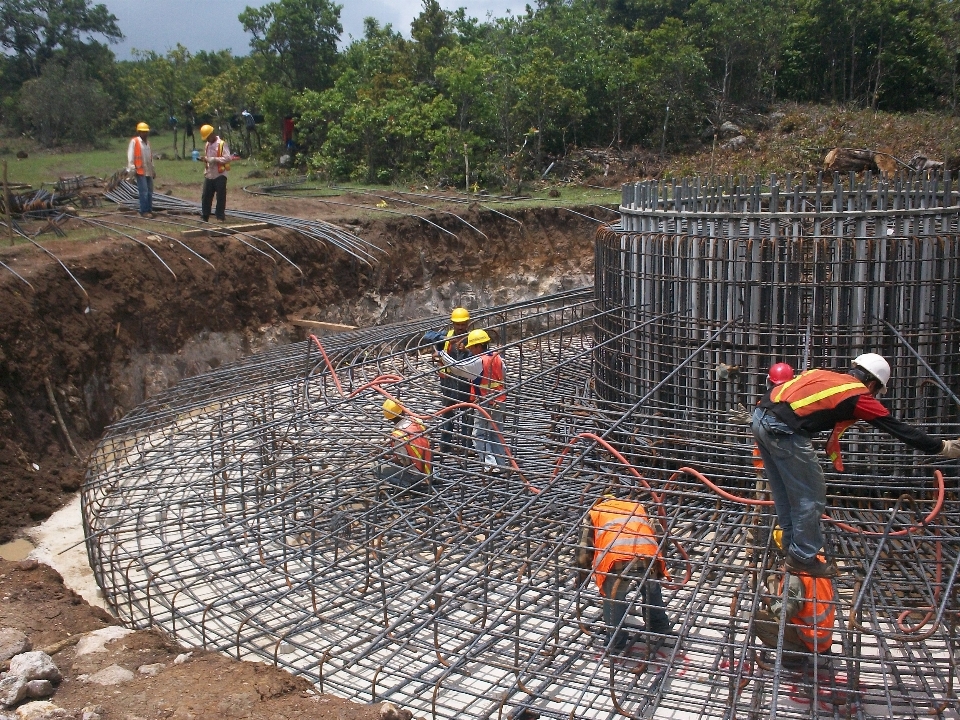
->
<box><xmin>85</xmin><ymin>173</ymin><xmax>960</xmax><ymax>720</ymax></box>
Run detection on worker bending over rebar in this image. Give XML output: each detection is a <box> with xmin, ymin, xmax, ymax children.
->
<box><xmin>753</xmin><ymin>353</ymin><xmax>960</xmax><ymax>578</ymax></box>
<box><xmin>575</xmin><ymin>496</ymin><xmax>673</xmax><ymax>653</ymax></box>
<box><xmin>377</xmin><ymin>399</ymin><xmax>433</xmax><ymax>489</ymax></box>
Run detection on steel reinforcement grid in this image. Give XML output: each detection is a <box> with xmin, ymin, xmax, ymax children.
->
<box><xmin>85</xmin><ymin>172</ymin><xmax>960</xmax><ymax>720</ymax></box>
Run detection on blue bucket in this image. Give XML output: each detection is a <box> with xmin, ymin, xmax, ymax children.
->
<box><xmin>191</xmin><ymin>150</ymin><xmax>200</xmax><ymax>162</ymax></box>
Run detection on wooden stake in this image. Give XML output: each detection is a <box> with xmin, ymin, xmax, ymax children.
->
<box><xmin>3</xmin><ymin>160</ymin><xmax>13</xmax><ymax>246</ymax></box>
<box><xmin>44</xmin><ymin>377</ymin><xmax>80</xmax><ymax>459</ymax></box>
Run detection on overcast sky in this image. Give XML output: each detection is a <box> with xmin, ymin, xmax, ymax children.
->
<box><xmin>101</xmin><ymin>0</ymin><xmax>526</xmax><ymax>59</ymax></box>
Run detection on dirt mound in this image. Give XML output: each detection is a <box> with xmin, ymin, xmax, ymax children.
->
<box><xmin>0</xmin><ymin>558</ymin><xmax>382</xmax><ymax>719</ymax></box>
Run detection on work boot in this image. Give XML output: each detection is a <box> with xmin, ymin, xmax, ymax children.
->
<box><xmin>785</xmin><ymin>554</ymin><xmax>838</xmax><ymax>578</ymax></box>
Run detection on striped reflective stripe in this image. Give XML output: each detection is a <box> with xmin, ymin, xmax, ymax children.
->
<box><xmin>771</xmin><ymin>374</ymin><xmax>802</xmax><ymax>402</ymax></box>
<box><xmin>787</xmin><ymin>382</ymin><xmax>865</xmax><ymax>411</ymax></box>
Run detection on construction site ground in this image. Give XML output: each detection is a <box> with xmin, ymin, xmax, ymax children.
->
<box><xmin>0</xmin><ymin>181</ymin><xmax>597</xmax><ymax>718</ymax></box>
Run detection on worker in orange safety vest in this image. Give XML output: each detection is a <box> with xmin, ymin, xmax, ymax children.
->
<box><xmin>126</xmin><ymin>122</ymin><xmax>156</xmax><ymax>218</ymax></box>
<box><xmin>754</xmin><ymin>527</ymin><xmax>836</xmax><ymax>658</ymax></box>
<box><xmin>754</xmin><ymin>353</ymin><xmax>960</xmax><ymax>578</ymax></box>
<box><xmin>575</xmin><ymin>496</ymin><xmax>673</xmax><ymax>653</ymax></box>
<box><xmin>377</xmin><ymin>399</ymin><xmax>433</xmax><ymax>489</ymax></box>
<box><xmin>435</xmin><ymin>328</ymin><xmax>508</xmax><ymax>472</ymax></box>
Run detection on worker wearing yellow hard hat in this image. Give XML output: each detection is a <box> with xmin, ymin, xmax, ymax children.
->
<box><xmin>199</xmin><ymin>123</ymin><xmax>237</xmax><ymax>222</ymax></box>
<box><xmin>376</xmin><ymin>398</ymin><xmax>433</xmax><ymax>490</ymax></box>
<box><xmin>434</xmin><ymin>326</ymin><xmax>508</xmax><ymax>473</ymax></box>
<box><xmin>753</xmin><ymin>524</ymin><xmax>836</xmax><ymax>661</ymax></box>
<box><xmin>126</xmin><ymin>121</ymin><xmax>156</xmax><ymax>218</ymax></box>
<box><xmin>426</xmin><ymin>307</ymin><xmax>474</xmax><ymax>458</ymax></box>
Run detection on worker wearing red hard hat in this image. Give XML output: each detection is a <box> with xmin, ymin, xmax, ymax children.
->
<box><xmin>753</xmin><ymin>353</ymin><xmax>960</xmax><ymax>578</ymax></box>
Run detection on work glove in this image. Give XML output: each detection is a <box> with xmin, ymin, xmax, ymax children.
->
<box><xmin>727</xmin><ymin>404</ymin><xmax>753</xmax><ymax>426</ymax></box>
<box><xmin>940</xmin><ymin>438</ymin><xmax>960</xmax><ymax>459</ymax></box>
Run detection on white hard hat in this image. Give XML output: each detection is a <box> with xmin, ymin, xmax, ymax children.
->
<box><xmin>853</xmin><ymin>353</ymin><xmax>891</xmax><ymax>387</ymax></box>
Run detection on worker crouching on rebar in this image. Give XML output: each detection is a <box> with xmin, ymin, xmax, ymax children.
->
<box><xmin>377</xmin><ymin>399</ymin><xmax>433</xmax><ymax>489</ymax></box>
<box><xmin>575</xmin><ymin>496</ymin><xmax>673</xmax><ymax>653</ymax></box>
<box><xmin>753</xmin><ymin>528</ymin><xmax>836</xmax><ymax>664</ymax></box>
<box><xmin>753</xmin><ymin>353</ymin><xmax>960</xmax><ymax>578</ymax></box>
<box><xmin>434</xmin><ymin>328</ymin><xmax>508</xmax><ymax>473</ymax></box>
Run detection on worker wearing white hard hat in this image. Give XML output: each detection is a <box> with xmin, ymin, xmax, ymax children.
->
<box><xmin>753</xmin><ymin>353</ymin><xmax>960</xmax><ymax>579</ymax></box>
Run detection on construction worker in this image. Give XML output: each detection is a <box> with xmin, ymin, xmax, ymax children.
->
<box><xmin>575</xmin><ymin>496</ymin><xmax>672</xmax><ymax>652</ymax></box>
<box><xmin>436</xmin><ymin>328</ymin><xmax>508</xmax><ymax>472</ymax></box>
<box><xmin>199</xmin><ymin>124</ymin><xmax>237</xmax><ymax>222</ymax></box>
<box><xmin>753</xmin><ymin>353</ymin><xmax>960</xmax><ymax>577</ymax></box>
<box><xmin>753</xmin><ymin>527</ymin><xmax>835</xmax><ymax>660</ymax></box>
<box><xmin>126</xmin><ymin>122</ymin><xmax>155</xmax><ymax>218</ymax></box>
<box><xmin>377</xmin><ymin>399</ymin><xmax>432</xmax><ymax>489</ymax></box>
<box><xmin>428</xmin><ymin>308</ymin><xmax>474</xmax><ymax>456</ymax></box>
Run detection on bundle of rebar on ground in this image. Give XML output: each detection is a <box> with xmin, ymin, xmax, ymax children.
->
<box><xmin>84</xmin><ymin>173</ymin><xmax>960</xmax><ymax>719</ymax></box>
<box><xmin>105</xmin><ymin>180</ymin><xmax>383</xmax><ymax>265</ymax></box>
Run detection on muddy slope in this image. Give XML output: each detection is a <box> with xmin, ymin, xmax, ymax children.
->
<box><xmin>0</xmin><ymin>206</ymin><xmax>597</xmax><ymax>541</ymax></box>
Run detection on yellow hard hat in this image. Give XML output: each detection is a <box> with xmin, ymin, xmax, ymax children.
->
<box><xmin>382</xmin><ymin>398</ymin><xmax>403</xmax><ymax>421</ymax></box>
<box><xmin>450</xmin><ymin>307</ymin><xmax>470</xmax><ymax>324</ymax></box>
<box><xmin>136</xmin><ymin>122</ymin><xmax>150</xmax><ymax>133</ymax></box>
<box><xmin>465</xmin><ymin>329</ymin><xmax>491</xmax><ymax>348</ymax></box>
<box><xmin>772</xmin><ymin>526</ymin><xmax>784</xmax><ymax>552</ymax></box>
<box><xmin>200</xmin><ymin>124</ymin><xmax>214</xmax><ymax>140</ymax></box>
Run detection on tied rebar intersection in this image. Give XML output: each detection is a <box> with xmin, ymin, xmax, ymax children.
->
<box><xmin>85</xmin><ymin>173</ymin><xmax>960</xmax><ymax>719</ymax></box>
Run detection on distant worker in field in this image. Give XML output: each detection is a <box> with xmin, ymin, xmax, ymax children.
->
<box><xmin>575</xmin><ymin>495</ymin><xmax>673</xmax><ymax>653</ymax></box>
<box><xmin>427</xmin><ymin>307</ymin><xmax>474</xmax><ymax>457</ymax></box>
<box><xmin>435</xmin><ymin>328</ymin><xmax>508</xmax><ymax>472</ymax></box>
<box><xmin>126</xmin><ymin>122</ymin><xmax>156</xmax><ymax>218</ymax></box>
<box><xmin>753</xmin><ymin>527</ymin><xmax>835</xmax><ymax>661</ymax></box>
<box><xmin>753</xmin><ymin>353</ymin><xmax>960</xmax><ymax>578</ymax></box>
<box><xmin>199</xmin><ymin>124</ymin><xmax>237</xmax><ymax>222</ymax></box>
<box><xmin>378</xmin><ymin>399</ymin><xmax>433</xmax><ymax>489</ymax></box>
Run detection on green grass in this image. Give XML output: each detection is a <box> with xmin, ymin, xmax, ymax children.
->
<box><xmin>0</xmin><ymin>136</ymin><xmax>266</xmax><ymax>189</ymax></box>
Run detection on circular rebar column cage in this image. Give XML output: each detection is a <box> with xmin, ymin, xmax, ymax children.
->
<box><xmin>83</xmin><ymin>174</ymin><xmax>960</xmax><ymax>719</ymax></box>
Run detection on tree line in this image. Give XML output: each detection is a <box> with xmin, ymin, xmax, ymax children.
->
<box><xmin>2</xmin><ymin>0</ymin><xmax>959</xmax><ymax>187</ymax></box>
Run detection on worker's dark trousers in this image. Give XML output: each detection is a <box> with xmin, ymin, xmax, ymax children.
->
<box><xmin>439</xmin><ymin>377</ymin><xmax>474</xmax><ymax>454</ymax></box>
<box><xmin>752</xmin><ymin>609</ymin><xmax>809</xmax><ymax>654</ymax></box>
<box><xmin>201</xmin><ymin>175</ymin><xmax>228</xmax><ymax>221</ymax></box>
<box><xmin>375</xmin><ymin>462</ymin><xmax>429</xmax><ymax>490</ymax></box>
<box><xmin>600</xmin><ymin>564</ymin><xmax>671</xmax><ymax>648</ymax></box>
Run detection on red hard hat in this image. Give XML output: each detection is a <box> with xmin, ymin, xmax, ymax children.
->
<box><xmin>768</xmin><ymin>362</ymin><xmax>794</xmax><ymax>386</ymax></box>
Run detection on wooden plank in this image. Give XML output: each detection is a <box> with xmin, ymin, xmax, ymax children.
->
<box><xmin>182</xmin><ymin>222</ymin><xmax>272</xmax><ymax>239</ymax></box>
<box><xmin>289</xmin><ymin>318</ymin><xmax>358</xmax><ymax>333</ymax></box>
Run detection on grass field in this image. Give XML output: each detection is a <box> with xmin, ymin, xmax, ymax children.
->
<box><xmin>1</xmin><ymin>136</ymin><xmax>271</xmax><ymax>189</ymax></box>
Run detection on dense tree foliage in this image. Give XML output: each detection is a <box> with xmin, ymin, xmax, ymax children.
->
<box><xmin>3</xmin><ymin>0</ymin><xmax>960</xmax><ymax>179</ymax></box>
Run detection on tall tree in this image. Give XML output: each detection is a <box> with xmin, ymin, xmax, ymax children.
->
<box><xmin>411</xmin><ymin>0</ymin><xmax>454</xmax><ymax>83</ymax></box>
<box><xmin>0</xmin><ymin>0</ymin><xmax>121</xmax><ymax>80</ymax></box>
<box><xmin>239</xmin><ymin>0</ymin><xmax>342</xmax><ymax>92</ymax></box>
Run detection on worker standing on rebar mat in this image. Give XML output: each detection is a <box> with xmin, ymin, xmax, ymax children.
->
<box><xmin>378</xmin><ymin>399</ymin><xmax>432</xmax><ymax>489</ymax></box>
<box><xmin>753</xmin><ymin>353</ymin><xmax>960</xmax><ymax>578</ymax></box>
<box><xmin>575</xmin><ymin>496</ymin><xmax>673</xmax><ymax>653</ymax></box>
<box><xmin>435</xmin><ymin>328</ymin><xmax>508</xmax><ymax>472</ymax></box>
<box><xmin>428</xmin><ymin>307</ymin><xmax>474</xmax><ymax>458</ymax></box>
<box><xmin>753</xmin><ymin>528</ymin><xmax>835</xmax><ymax>663</ymax></box>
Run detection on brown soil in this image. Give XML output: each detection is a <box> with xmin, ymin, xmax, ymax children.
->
<box><xmin>0</xmin><ymin>558</ymin><xmax>382</xmax><ymax>719</ymax></box>
<box><xmin>0</xmin><ymin>192</ymin><xmax>597</xmax><ymax>717</ymax></box>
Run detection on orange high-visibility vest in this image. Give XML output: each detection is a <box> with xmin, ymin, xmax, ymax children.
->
<box><xmin>473</xmin><ymin>351</ymin><xmax>505</xmax><ymax>403</ymax></box>
<box><xmin>771</xmin><ymin>369</ymin><xmax>869</xmax><ymax>417</ymax></box>
<box><xmin>588</xmin><ymin>499</ymin><xmax>664</xmax><ymax>594</ymax></box>
<box><xmin>132</xmin><ymin>137</ymin><xmax>146</xmax><ymax>175</ymax></box>
<box><xmin>391</xmin><ymin>419</ymin><xmax>431</xmax><ymax>475</ymax></box>
<box><xmin>215</xmin><ymin>140</ymin><xmax>231</xmax><ymax>173</ymax></box>
<box><xmin>786</xmin><ymin>574</ymin><xmax>835</xmax><ymax>652</ymax></box>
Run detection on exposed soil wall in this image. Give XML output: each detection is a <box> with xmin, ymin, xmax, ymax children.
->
<box><xmin>0</xmin><ymin>206</ymin><xmax>597</xmax><ymax>541</ymax></box>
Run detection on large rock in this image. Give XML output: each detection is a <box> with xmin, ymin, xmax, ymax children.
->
<box><xmin>0</xmin><ymin>676</ymin><xmax>27</xmax><ymax>708</ymax></box>
<box><xmin>7</xmin><ymin>653</ymin><xmax>60</xmax><ymax>683</ymax></box>
<box><xmin>22</xmin><ymin>682</ymin><xmax>51</xmax><ymax>701</ymax></box>
<box><xmin>86</xmin><ymin>664</ymin><xmax>134</xmax><ymax>686</ymax></box>
<box><xmin>14</xmin><ymin>701</ymin><xmax>70</xmax><ymax>720</ymax></box>
<box><xmin>0</xmin><ymin>630</ymin><xmax>31</xmax><ymax>662</ymax></box>
<box><xmin>718</xmin><ymin>121</ymin><xmax>741</xmax><ymax>139</ymax></box>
